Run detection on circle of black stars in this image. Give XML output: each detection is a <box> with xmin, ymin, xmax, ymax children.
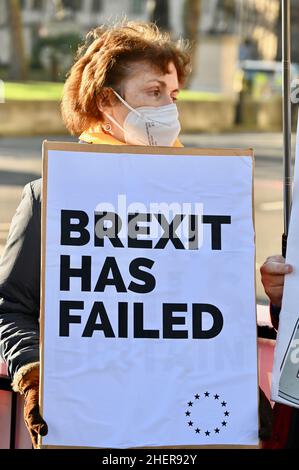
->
<box><xmin>185</xmin><ymin>391</ymin><xmax>230</xmax><ymax>438</ymax></box>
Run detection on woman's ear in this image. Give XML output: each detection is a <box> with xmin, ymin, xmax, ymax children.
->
<box><xmin>96</xmin><ymin>88</ymin><xmax>116</xmax><ymax>112</ymax></box>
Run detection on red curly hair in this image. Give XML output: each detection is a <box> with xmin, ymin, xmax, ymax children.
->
<box><xmin>61</xmin><ymin>20</ymin><xmax>191</xmax><ymax>136</ymax></box>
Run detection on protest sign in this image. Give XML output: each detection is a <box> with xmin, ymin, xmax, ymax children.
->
<box><xmin>39</xmin><ymin>142</ymin><xmax>258</xmax><ymax>448</ymax></box>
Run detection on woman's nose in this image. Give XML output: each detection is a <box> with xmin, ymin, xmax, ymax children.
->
<box><xmin>161</xmin><ymin>94</ymin><xmax>173</xmax><ymax>105</ymax></box>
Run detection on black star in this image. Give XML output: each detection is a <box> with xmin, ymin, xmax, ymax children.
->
<box><xmin>221</xmin><ymin>421</ymin><xmax>227</xmax><ymax>427</ymax></box>
<box><xmin>188</xmin><ymin>401</ymin><xmax>193</xmax><ymax>407</ymax></box>
<box><xmin>205</xmin><ymin>430</ymin><xmax>210</xmax><ymax>436</ymax></box>
<box><xmin>195</xmin><ymin>428</ymin><xmax>200</xmax><ymax>434</ymax></box>
<box><xmin>214</xmin><ymin>428</ymin><xmax>220</xmax><ymax>434</ymax></box>
<box><xmin>224</xmin><ymin>411</ymin><xmax>230</xmax><ymax>417</ymax></box>
<box><xmin>194</xmin><ymin>394</ymin><xmax>200</xmax><ymax>399</ymax></box>
<box><xmin>188</xmin><ymin>421</ymin><xmax>193</xmax><ymax>427</ymax></box>
<box><xmin>204</xmin><ymin>391</ymin><xmax>210</xmax><ymax>397</ymax></box>
<box><xmin>214</xmin><ymin>394</ymin><xmax>219</xmax><ymax>400</ymax></box>
<box><xmin>185</xmin><ymin>411</ymin><xmax>191</xmax><ymax>417</ymax></box>
<box><xmin>221</xmin><ymin>401</ymin><xmax>227</xmax><ymax>407</ymax></box>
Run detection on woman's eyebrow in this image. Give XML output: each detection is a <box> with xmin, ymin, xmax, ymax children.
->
<box><xmin>145</xmin><ymin>79</ymin><xmax>179</xmax><ymax>92</ymax></box>
<box><xmin>146</xmin><ymin>79</ymin><xmax>165</xmax><ymax>86</ymax></box>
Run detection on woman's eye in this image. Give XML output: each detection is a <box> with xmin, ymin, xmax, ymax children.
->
<box><xmin>150</xmin><ymin>89</ymin><xmax>160</xmax><ymax>97</ymax></box>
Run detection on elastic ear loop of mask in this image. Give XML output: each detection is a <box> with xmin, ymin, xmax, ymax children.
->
<box><xmin>112</xmin><ymin>90</ymin><xmax>142</xmax><ymax>117</ymax></box>
<box><xmin>102</xmin><ymin>110</ymin><xmax>149</xmax><ymax>146</ymax></box>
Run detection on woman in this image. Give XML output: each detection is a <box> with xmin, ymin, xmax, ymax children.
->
<box><xmin>0</xmin><ymin>21</ymin><xmax>191</xmax><ymax>448</ymax></box>
<box><xmin>63</xmin><ymin>21</ymin><xmax>190</xmax><ymax>148</ymax></box>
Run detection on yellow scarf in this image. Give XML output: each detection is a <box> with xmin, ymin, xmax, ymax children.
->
<box><xmin>79</xmin><ymin>126</ymin><xmax>183</xmax><ymax>147</ymax></box>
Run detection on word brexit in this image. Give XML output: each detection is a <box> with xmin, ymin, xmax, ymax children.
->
<box><xmin>61</xmin><ymin>210</ymin><xmax>232</xmax><ymax>250</ymax></box>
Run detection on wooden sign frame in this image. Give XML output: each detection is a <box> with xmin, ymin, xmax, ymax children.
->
<box><xmin>39</xmin><ymin>141</ymin><xmax>258</xmax><ymax>449</ymax></box>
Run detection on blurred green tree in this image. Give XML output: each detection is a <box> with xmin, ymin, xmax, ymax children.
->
<box><xmin>31</xmin><ymin>33</ymin><xmax>82</xmax><ymax>82</ymax></box>
<box><xmin>7</xmin><ymin>0</ymin><xmax>27</xmax><ymax>80</ymax></box>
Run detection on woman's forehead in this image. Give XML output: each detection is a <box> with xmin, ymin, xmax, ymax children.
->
<box><xmin>125</xmin><ymin>61</ymin><xmax>179</xmax><ymax>88</ymax></box>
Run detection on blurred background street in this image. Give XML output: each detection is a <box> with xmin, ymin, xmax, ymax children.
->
<box><xmin>0</xmin><ymin>131</ymin><xmax>292</xmax><ymax>303</ymax></box>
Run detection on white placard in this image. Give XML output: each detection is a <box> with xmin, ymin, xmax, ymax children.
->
<box><xmin>40</xmin><ymin>143</ymin><xmax>258</xmax><ymax>448</ymax></box>
<box><xmin>272</xmin><ymin>114</ymin><xmax>299</xmax><ymax>407</ymax></box>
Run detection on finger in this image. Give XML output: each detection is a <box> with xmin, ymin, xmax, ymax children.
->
<box><xmin>267</xmin><ymin>286</ymin><xmax>285</xmax><ymax>295</ymax></box>
<box><xmin>39</xmin><ymin>422</ymin><xmax>48</xmax><ymax>436</ymax></box>
<box><xmin>265</xmin><ymin>255</ymin><xmax>285</xmax><ymax>264</ymax></box>
<box><xmin>25</xmin><ymin>406</ymin><xmax>48</xmax><ymax>435</ymax></box>
<box><xmin>26</xmin><ymin>412</ymin><xmax>48</xmax><ymax>436</ymax></box>
<box><xmin>264</xmin><ymin>277</ymin><xmax>285</xmax><ymax>288</ymax></box>
<box><xmin>29</xmin><ymin>429</ymin><xmax>39</xmax><ymax>449</ymax></box>
<box><xmin>31</xmin><ymin>421</ymin><xmax>48</xmax><ymax>436</ymax></box>
<box><xmin>264</xmin><ymin>287</ymin><xmax>284</xmax><ymax>304</ymax></box>
<box><xmin>26</xmin><ymin>420</ymin><xmax>46</xmax><ymax>448</ymax></box>
<box><xmin>26</xmin><ymin>403</ymin><xmax>48</xmax><ymax>427</ymax></box>
<box><xmin>24</xmin><ymin>420</ymin><xmax>38</xmax><ymax>449</ymax></box>
<box><xmin>261</xmin><ymin>262</ymin><xmax>293</xmax><ymax>275</ymax></box>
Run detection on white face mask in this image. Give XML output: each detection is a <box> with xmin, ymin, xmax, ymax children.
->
<box><xmin>103</xmin><ymin>90</ymin><xmax>181</xmax><ymax>146</ymax></box>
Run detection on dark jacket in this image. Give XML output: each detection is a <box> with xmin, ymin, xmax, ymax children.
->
<box><xmin>0</xmin><ymin>178</ymin><xmax>42</xmax><ymax>379</ymax></box>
